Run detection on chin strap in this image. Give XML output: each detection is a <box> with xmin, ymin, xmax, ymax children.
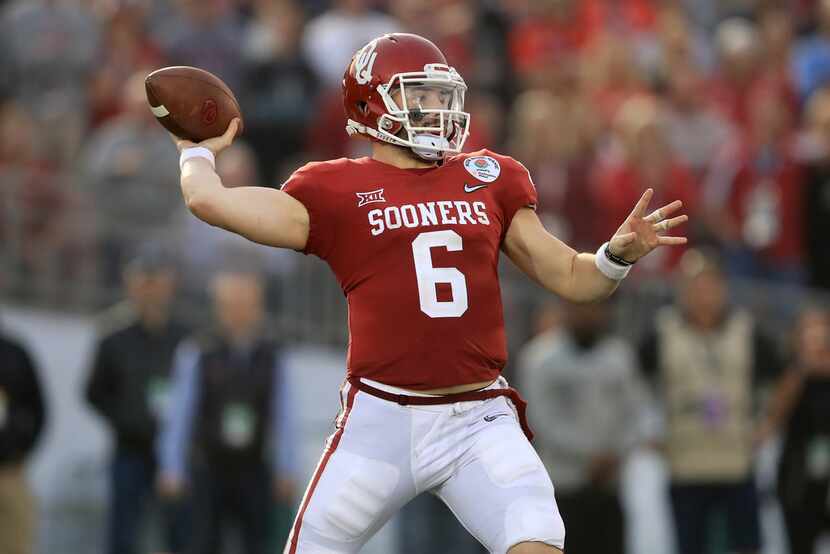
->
<box><xmin>346</xmin><ymin>119</ymin><xmax>448</xmax><ymax>160</ymax></box>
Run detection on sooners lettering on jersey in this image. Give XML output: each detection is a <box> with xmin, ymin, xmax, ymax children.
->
<box><xmin>367</xmin><ymin>200</ymin><xmax>490</xmax><ymax>236</ymax></box>
<box><xmin>281</xmin><ymin>150</ymin><xmax>537</xmax><ymax>390</ymax></box>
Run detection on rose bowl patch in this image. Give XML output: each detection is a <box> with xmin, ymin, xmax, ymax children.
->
<box><xmin>464</xmin><ymin>156</ymin><xmax>501</xmax><ymax>183</ymax></box>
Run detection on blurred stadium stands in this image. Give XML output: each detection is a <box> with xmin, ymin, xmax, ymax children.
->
<box><xmin>2</xmin><ymin>0</ymin><xmax>830</xmax><ymax>553</ymax></box>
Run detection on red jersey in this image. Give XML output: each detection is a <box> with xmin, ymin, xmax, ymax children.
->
<box><xmin>281</xmin><ymin>150</ymin><xmax>537</xmax><ymax>390</ymax></box>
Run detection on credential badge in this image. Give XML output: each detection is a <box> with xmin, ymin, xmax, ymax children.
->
<box><xmin>356</xmin><ymin>188</ymin><xmax>386</xmax><ymax>207</ymax></box>
<box><xmin>463</xmin><ymin>156</ymin><xmax>501</xmax><ymax>183</ymax></box>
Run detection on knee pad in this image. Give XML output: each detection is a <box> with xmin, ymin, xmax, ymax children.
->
<box><xmin>304</xmin><ymin>451</ymin><xmax>400</xmax><ymax>542</ymax></box>
<box><xmin>504</xmin><ymin>496</ymin><xmax>566</xmax><ymax>552</ymax></box>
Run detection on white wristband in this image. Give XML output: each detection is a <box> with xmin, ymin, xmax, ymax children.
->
<box><xmin>179</xmin><ymin>147</ymin><xmax>215</xmax><ymax>170</ymax></box>
<box><xmin>594</xmin><ymin>242</ymin><xmax>632</xmax><ymax>281</ymax></box>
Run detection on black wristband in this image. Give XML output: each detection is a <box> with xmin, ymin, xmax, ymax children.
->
<box><xmin>604</xmin><ymin>245</ymin><xmax>634</xmax><ymax>267</ymax></box>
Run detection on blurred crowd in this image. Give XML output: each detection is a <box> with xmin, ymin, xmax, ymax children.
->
<box><xmin>2</xmin><ymin>0</ymin><xmax>830</xmax><ymax>553</ymax></box>
<box><xmin>1</xmin><ymin>0</ymin><xmax>830</xmax><ymax>304</ymax></box>
<box><xmin>2</xmin><ymin>244</ymin><xmax>829</xmax><ymax>554</ymax></box>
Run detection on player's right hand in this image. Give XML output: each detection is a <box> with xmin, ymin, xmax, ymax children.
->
<box><xmin>169</xmin><ymin>117</ymin><xmax>241</xmax><ymax>156</ymax></box>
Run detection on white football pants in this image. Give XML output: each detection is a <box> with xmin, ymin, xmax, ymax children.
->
<box><xmin>284</xmin><ymin>377</ymin><xmax>565</xmax><ymax>553</ymax></box>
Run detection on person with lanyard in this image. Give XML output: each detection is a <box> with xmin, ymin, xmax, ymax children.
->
<box><xmin>157</xmin><ymin>267</ymin><xmax>296</xmax><ymax>554</ymax></box>
<box><xmin>638</xmin><ymin>248</ymin><xmax>783</xmax><ymax>554</ymax></box>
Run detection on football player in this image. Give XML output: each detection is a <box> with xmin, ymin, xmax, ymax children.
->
<box><xmin>170</xmin><ymin>33</ymin><xmax>687</xmax><ymax>554</ymax></box>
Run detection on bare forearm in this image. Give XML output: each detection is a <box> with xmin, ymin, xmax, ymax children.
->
<box><xmin>169</xmin><ymin>119</ymin><xmax>310</xmax><ymax>250</ymax></box>
<box><xmin>564</xmin><ymin>252</ymin><xmax>620</xmax><ymax>302</ymax></box>
<box><xmin>180</xmin><ymin>158</ymin><xmax>225</xmax><ymax>224</ymax></box>
<box><xmin>178</xmin><ymin>158</ymin><xmax>309</xmax><ymax>249</ymax></box>
<box><xmin>503</xmin><ymin>212</ymin><xmax>619</xmax><ymax>303</ymax></box>
<box><xmin>531</xmin><ymin>246</ymin><xmax>618</xmax><ymax>303</ymax></box>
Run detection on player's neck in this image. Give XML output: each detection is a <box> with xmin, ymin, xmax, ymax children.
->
<box><xmin>371</xmin><ymin>143</ymin><xmax>438</xmax><ymax>170</ymax></box>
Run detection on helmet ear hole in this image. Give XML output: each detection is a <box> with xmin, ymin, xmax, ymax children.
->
<box><xmin>358</xmin><ymin>101</ymin><xmax>368</xmax><ymax>115</ymax></box>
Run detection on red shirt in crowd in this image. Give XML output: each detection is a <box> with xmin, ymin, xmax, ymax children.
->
<box><xmin>725</xmin><ymin>144</ymin><xmax>804</xmax><ymax>266</ymax></box>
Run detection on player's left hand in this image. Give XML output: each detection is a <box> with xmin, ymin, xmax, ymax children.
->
<box><xmin>608</xmin><ymin>188</ymin><xmax>688</xmax><ymax>263</ymax></box>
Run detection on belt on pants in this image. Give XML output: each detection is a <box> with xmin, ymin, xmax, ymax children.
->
<box><xmin>346</xmin><ymin>377</ymin><xmax>534</xmax><ymax>442</ymax></box>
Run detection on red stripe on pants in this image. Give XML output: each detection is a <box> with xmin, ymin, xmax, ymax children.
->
<box><xmin>286</xmin><ymin>384</ymin><xmax>359</xmax><ymax>553</ymax></box>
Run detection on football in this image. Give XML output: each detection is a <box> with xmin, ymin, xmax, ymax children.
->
<box><xmin>145</xmin><ymin>66</ymin><xmax>243</xmax><ymax>142</ymax></box>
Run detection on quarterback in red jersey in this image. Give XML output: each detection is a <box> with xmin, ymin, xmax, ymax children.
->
<box><xmin>171</xmin><ymin>34</ymin><xmax>686</xmax><ymax>554</ymax></box>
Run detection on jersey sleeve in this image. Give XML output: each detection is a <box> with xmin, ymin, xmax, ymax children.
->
<box><xmin>280</xmin><ymin>164</ymin><xmax>337</xmax><ymax>260</ymax></box>
<box><xmin>498</xmin><ymin>156</ymin><xmax>538</xmax><ymax>235</ymax></box>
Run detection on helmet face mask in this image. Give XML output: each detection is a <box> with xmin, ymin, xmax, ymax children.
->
<box><xmin>376</xmin><ymin>65</ymin><xmax>470</xmax><ymax>160</ymax></box>
<box><xmin>343</xmin><ymin>35</ymin><xmax>471</xmax><ymax>161</ymax></box>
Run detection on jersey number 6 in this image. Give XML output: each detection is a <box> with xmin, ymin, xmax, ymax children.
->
<box><xmin>411</xmin><ymin>230</ymin><xmax>468</xmax><ymax>318</ymax></box>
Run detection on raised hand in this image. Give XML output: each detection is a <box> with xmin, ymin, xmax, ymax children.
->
<box><xmin>169</xmin><ymin>117</ymin><xmax>241</xmax><ymax>155</ymax></box>
<box><xmin>608</xmin><ymin>188</ymin><xmax>688</xmax><ymax>263</ymax></box>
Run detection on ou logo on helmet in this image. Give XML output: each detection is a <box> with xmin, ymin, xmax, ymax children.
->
<box><xmin>355</xmin><ymin>40</ymin><xmax>378</xmax><ymax>85</ymax></box>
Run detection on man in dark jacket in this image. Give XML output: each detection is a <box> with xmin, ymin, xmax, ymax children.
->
<box><xmin>0</xmin><ymin>330</ymin><xmax>46</xmax><ymax>554</ymax></box>
<box><xmin>802</xmin><ymin>87</ymin><xmax>830</xmax><ymax>290</ymax></box>
<box><xmin>85</xmin><ymin>246</ymin><xmax>190</xmax><ymax>554</ymax></box>
<box><xmin>761</xmin><ymin>307</ymin><xmax>830</xmax><ymax>554</ymax></box>
<box><xmin>157</xmin><ymin>268</ymin><xmax>296</xmax><ymax>554</ymax></box>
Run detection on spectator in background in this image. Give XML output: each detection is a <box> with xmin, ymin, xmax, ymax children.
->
<box><xmin>240</xmin><ymin>0</ymin><xmax>318</xmax><ymax>185</ymax></box>
<box><xmin>707</xmin><ymin>86</ymin><xmax>805</xmax><ymax>284</ymax></box>
<box><xmin>647</xmin><ymin>6</ymin><xmax>714</xmax><ymax>80</ymax></box>
<box><xmin>301</xmin><ymin>0</ymin><xmax>399</xmax><ymax>89</ymax></box>
<box><xmin>515</xmin><ymin>300</ymin><xmax>564</xmax><ymax>375</ymax></box>
<box><xmin>518</xmin><ymin>299</ymin><xmax>647</xmax><ymax>554</ymax></box>
<box><xmin>757</xmin><ymin>6</ymin><xmax>797</xmax><ymax>103</ymax></box>
<box><xmin>708</xmin><ymin>18</ymin><xmax>762</xmax><ymax>131</ymax></box>
<box><xmin>0</xmin><ymin>99</ymin><xmax>82</xmax><ymax>303</ymax></box>
<box><xmin>158</xmin><ymin>267</ymin><xmax>296</xmax><ymax>554</ymax></box>
<box><xmin>389</xmin><ymin>0</ymin><xmax>479</xmax><ymax>83</ymax></box>
<box><xmin>639</xmin><ymin>249</ymin><xmax>782</xmax><ymax>554</ymax></box>
<box><xmin>507</xmin><ymin>0</ymin><xmax>604</xmax><ymax>88</ymax></box>
<box><xmin>85</xmin><ymin>244</ymin><xmax>190</xmax><ymax>554</ymax></box>
<box><xmin>0</xmin><ymin>0</ymin><xmax>98</xmax><ymax>165</ymax></box>
<box><xmin>300</xmin><ymin>0</ymin><xmax>399</xmax><ymax>160</ymax></box>
<box><xmin>663</xmin><ymin>62</ymin><xmax>735</xmax><ymax>180</ymax></box>
<box><xmin>0</xmin><ymin>326</ymin><xmax>45</xmax><ymax>554</ymax></box>
<box><xmin>506</xmin><ymin>89</ymin><xmax>601</xmax><ymax>250</ymax></box>
<box><xmin>762</xmin><ymin>307</ymin><xmax>830</xmax><ymax>554</ymax></box>
<box><xmin>0</xmin><ymin>0</ymin><xmax>98</xmax><ymax>102</ymax></box>
<box><xmin>800</xmin><ymin>86</ymin><xmax>830</xmax><ymax>291</ymax></box>
<box><xmin>582</xmin><ymin>33</ymin><xmax>649</xmax><ymax>126</ymax></box>
<box><xmin>304</xmin><ymin>86</ymin><xmax>366</xmax><ymax>160</ymax></box>
<box><xmin>676</xmin><ymin>0</ymin><xmax>720</xmax><ymax>34</ymax></box>
<box><xmin>87</xmin><ymin>4</ymin><xmax>165</xmax><ymax>129</ymax></box>
<box><xmin>593</xmin><ymin>96</ymin><xmax>698</xmax><ymax>274</ymax></box>
<box><xmin>155</xmin><ymin>0</ymin><xmax>243</xmax><ymax>92</ymax></box>
<box><xmin>793</xmin><ymin>0</ymin><xmax>830</xmax><ymax>103</ymax></box>
<box><xmin>78</xmin><ymin>69</ymin><xmax>180</xmax><ymax>287</ymax></box>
